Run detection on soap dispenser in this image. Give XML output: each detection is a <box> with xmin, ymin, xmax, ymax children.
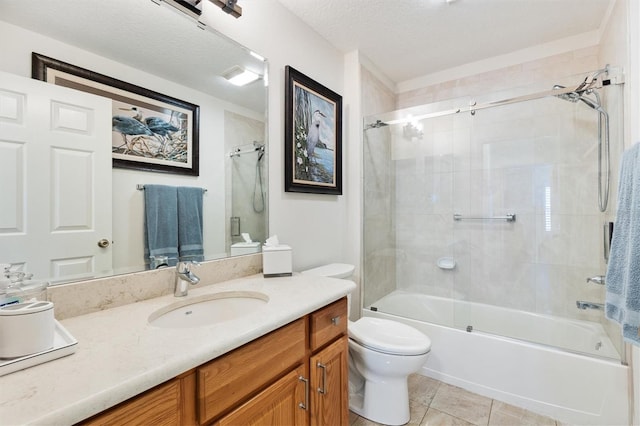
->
<box><xmin>1</xmin><ymin>264</ymin><xmax>49</xmax><ymax>305</ymax></box>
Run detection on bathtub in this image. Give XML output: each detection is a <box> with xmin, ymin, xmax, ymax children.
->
<box><xmin>364</xmin><ymin>291</ymin><xmax>629</xmax><ymax>425</ymax></box>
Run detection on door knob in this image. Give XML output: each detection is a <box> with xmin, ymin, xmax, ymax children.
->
<box><xmin>97</xmin><ymin>239</ymin><xmax>110</xmax><ymax>248</ymax></box>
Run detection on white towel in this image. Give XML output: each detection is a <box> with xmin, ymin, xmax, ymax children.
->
<box><xmin>605</xmin><ymin>142</ymin><xmax>640</xmax><ymax>345</ymax></box>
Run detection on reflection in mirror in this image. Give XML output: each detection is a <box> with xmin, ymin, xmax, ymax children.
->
<box><xmin>0</xmin><ymin>0</ymin><xmax>268</xmax><ymax>285</ymax></box>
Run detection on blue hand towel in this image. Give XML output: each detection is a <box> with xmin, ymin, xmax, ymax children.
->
<box><xmin>605</xmin><ymin>142</ymin><xmax>640</xmax><ymax>345</ymax></box>
<box><xmin>177</xmin><ymin>186</ymin><xmax>205</xmax><ymax>262</ymax></box>
<box><xmin>144</xmin><ymin>185</ymin><xmax>179</xmax><ymax>268</ymax></box>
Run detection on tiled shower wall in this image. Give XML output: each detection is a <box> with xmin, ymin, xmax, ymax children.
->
<box><xmin>392</xmin><ymin>88</ymin><xmax>623</xmax><ymax>325</ymax></box>
<box><xmin>363</xmin><ymin>45</ymin><xmax>625</xmax><ymax>329</ymax></box>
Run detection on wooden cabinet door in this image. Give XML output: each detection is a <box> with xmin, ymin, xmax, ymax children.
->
<box><xmin>81</xmin><ymin>374</ymin><xmax>196</xmax><ymax>426</ymax></box>
<box><xmin>198</xmin><ymin>318</ymin><xmax>306</xmax><ymax>424</ymax></box>
<box><xmin>216</xmin><ymin>365</ymin><xmax>309</xmax><ymax>426</ymax></box>
<box><xmin>310</xmin><ymin>335</ymin><xmax>349</xmax><ymax>426</ymax></box>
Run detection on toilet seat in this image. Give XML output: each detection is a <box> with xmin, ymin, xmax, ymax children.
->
<box><xmin>349</xmin><ymin>317</ymin><xmax>431</xmax><ymax>356</ymax></box>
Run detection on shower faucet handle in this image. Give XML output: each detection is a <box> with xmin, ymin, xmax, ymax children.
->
<box><xmin>586</xmin><ymin>275</ymin><xmax>606</xmax><ymax>285</ymax></box>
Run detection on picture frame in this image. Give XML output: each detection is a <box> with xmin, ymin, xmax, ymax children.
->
<box><xmin>284</xmin><ymin>66</ymin><xmax>342</xmax><ymax>194</ymax></box>
<box><xmin>32</xmin><ymin>52</ymin><xmax>200</xmax><ymax>176</ymax></box>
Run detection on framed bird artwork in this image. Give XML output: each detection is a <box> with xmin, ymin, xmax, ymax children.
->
<box><xmin>32</xmin><ymin>53</ymin><xmax>200</xmax><ymax>176</ymax></box>
<box><xmin>284</xmin><ymin>65</ymin><xmax>342</xmax><ymax>195</ymax></box>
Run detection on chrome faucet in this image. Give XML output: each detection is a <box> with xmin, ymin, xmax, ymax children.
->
<box><xmin>576</xmin><ymin>300</ymin><xmax>604</xmax><ymax>310</ymax></box>
<box><xmin>586</xmin><ymin>275</ymin><xmax>606</xmax><ymax>285</ymax></box>
<box><xmin>175</xmin><ymin>261</ymin><xmax>200</xmax><ymax>297</ymax></box>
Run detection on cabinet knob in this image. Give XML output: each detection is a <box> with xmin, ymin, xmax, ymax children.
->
<box><xmin>331</xmin><ymin>316</ymin><xmax>340</xmax><ymax>326</ymax></box>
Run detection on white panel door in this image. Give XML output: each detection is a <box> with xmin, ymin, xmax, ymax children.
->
<box><xmin>0</xmin><ymin>71</ymin><xmax>112</xmax><ymax>282</ymax></box>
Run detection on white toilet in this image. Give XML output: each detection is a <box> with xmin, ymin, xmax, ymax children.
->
<box><xmin>301</xmin><ymin>263</ymin><xmax>431</xmax><ymax>426</ymax></box>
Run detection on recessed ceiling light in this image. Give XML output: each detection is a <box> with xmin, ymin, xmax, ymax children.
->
<box><xmin>222</xmin><ymin>65</ymin><xmax>260</xmax><ymax>86</ymax></box>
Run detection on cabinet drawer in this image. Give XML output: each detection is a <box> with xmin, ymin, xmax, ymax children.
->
<box><xmin>309</xmin><ymin>297</ymin><xmax>347</xmax><ymax>352</ymax></box>
<box><xmin>197</xmin><ymin>318</ymin><xmax>307</xmax><ymax>424</ymax></box>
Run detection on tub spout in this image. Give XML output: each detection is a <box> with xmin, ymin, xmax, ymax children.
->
<box><xmin>576</xmin><ymin>300</ymin><xmax>604</xmax><ymax>310</ymax></box>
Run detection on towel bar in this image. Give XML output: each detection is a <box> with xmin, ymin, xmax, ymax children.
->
<box><xmin>136</xmin><ymin>184</ymin><xmax>207</xmax><ymax>192</ymax></box>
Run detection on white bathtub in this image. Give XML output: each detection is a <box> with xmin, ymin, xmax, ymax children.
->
<box><xmin>364</xmin><ymin>291</ymin><xmax>629</xmax><ymax>425</ymax></box>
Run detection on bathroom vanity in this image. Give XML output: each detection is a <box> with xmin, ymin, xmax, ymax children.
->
<box><xmin>0</xmin><ymin>273</ymin><xmax>355</xmax><ymax>425</ymax></box>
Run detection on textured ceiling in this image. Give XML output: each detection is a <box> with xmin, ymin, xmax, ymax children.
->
<box><xmin>275</xmin><ymin>0</ymin><xmax>613</xmax><ymax>84</ymax></box>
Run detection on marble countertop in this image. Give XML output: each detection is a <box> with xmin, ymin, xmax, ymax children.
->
<box><xmin>0</xmin><ymin>273</ymin><xmax>356</xmax><ymax>425</ymax></box>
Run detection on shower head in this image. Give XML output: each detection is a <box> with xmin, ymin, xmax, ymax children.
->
<box><xmin>552</xmin><ymin>66</ymin><xmax>610</xmax><ymax>111</ymax></box>
<box><xmin>552</xmin><ymin>85</ymin><xmax>581</xmax><ymax>103</ymax></box>
<box><xmin>552</xmin><ymin>84</ymin><xmax>604</xmax><ymax>113</ymax></box>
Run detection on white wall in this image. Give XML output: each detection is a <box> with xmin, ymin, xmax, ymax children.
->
<box><xmin>199</xmin><ymin>1</ymin><xmax>350</xmax><ymax>271</ymax></box>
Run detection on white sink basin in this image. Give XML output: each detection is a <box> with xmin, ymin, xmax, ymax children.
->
<box><xmin>148</xmin><ymin>291</ymin><xmax>269</xmax><ymax>328</ymax></box>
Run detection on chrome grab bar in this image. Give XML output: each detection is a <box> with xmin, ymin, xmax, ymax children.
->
<box><xmin>453</xmin><ymin>213</ymin><xmax>516</xmax><ymax>222</ymax></box>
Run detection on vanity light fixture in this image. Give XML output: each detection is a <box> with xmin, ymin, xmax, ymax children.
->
<box><xmin>211</xmin><ymin>0</ymin><xmax>242</xmax><ymax>18</ymax></box>
<box><xmin>223</xmin><ymin>65</ymin><xmax>260</xmax><ymax>86</ymax></box>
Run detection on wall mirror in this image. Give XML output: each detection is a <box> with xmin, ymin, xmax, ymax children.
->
<box><xmin>0</xmin><ymin>0</ymin><xmax>268</xmax><ymax>285</ymax></box>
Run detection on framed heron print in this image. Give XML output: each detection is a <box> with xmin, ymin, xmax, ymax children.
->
<box><xmin>32</xmin><ymin>53</ymin><xmax>200</xmax><ymax>176</ymax></box>
<box><xmin>284</xmin><ymin>66</ymin><xmax>342</xmax><ymax>194</ymax></box>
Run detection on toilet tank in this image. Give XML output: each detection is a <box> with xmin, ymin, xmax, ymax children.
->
<box><xmin>301</xmin><ymin>263</ymin><xmax>354</xmax><ymax>279</ymax></box>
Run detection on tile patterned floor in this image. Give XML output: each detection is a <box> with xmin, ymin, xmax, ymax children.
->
<box><xmin>349</xmin><ymin>374</ymin><xmax>561</xmax><ymax>426</ymax></box>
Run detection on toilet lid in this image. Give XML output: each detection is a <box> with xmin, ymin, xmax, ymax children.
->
<box><xmin>349</xmin><ymin>317</ymin><xmax>431</xmax><ymax>356</ymax></box>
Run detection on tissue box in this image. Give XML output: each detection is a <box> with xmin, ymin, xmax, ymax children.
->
<box><xmin>263</xmin><ymin>245</ymin><xmax>292</xmax><ymax>277</ymax></box>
